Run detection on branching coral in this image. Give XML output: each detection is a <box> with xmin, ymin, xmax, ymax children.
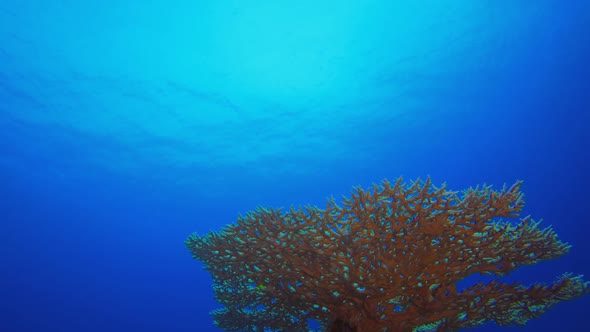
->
<box><xmin>186</xmin><ymin>178</ymin><xmax>589</xmax><ymax>331</ymax></box>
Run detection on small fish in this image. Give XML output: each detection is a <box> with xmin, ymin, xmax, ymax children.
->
<box><xmin>255</xmin><ymin>284</ymin><xmax>267</xmax><ymax>291</ymax></box>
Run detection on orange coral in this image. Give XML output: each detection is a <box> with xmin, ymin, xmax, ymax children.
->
<box><xmin>186</xmin><ymin>178</ymin><xmax>589</xmax><ymax>331</ymax></box>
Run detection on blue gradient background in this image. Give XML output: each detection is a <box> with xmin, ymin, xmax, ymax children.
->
<box><xmin>1</xmin><ymin>1</ymin><xmax>589</xmax><ymax>331</ymax></box>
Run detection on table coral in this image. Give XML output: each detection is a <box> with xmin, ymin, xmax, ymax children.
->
<box><xmin>186</xmin><ymin>178</ymin><xmax>589</xmax><ymax>331</ymax></box>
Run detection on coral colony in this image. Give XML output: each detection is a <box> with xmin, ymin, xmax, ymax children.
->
<box><xmin>186</xmin><ymin>178</ymin><xmax>589</xmax><ymax>331</ymax></box>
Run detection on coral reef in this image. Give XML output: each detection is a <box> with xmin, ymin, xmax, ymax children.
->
<box><xmin>186</xmin><ymin>178</ymin><xmax>589</xmax><ymax>331</ymax></box>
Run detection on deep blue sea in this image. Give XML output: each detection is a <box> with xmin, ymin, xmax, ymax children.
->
<box><xmin>1</xmin><ymin>1</ymin><xmax>589</xmax><ymax>331</ymax></box>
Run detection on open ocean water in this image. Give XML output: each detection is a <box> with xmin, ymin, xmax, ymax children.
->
<box><xmin>1</xmin><ymin>1</ymin><xmax>589</xmax><ymax>331</ymax></box>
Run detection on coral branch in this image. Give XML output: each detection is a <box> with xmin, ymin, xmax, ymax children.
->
<box><xmin>186</xmin><ymin>178</ymin><xmax>589</xmax><ymax>331</ymax></box>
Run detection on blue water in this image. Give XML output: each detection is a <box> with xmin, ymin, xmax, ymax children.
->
<box><xmin>1</xmin><ymin>1</ymin><xmax>589</xmax><ymax>331</ymax></box>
